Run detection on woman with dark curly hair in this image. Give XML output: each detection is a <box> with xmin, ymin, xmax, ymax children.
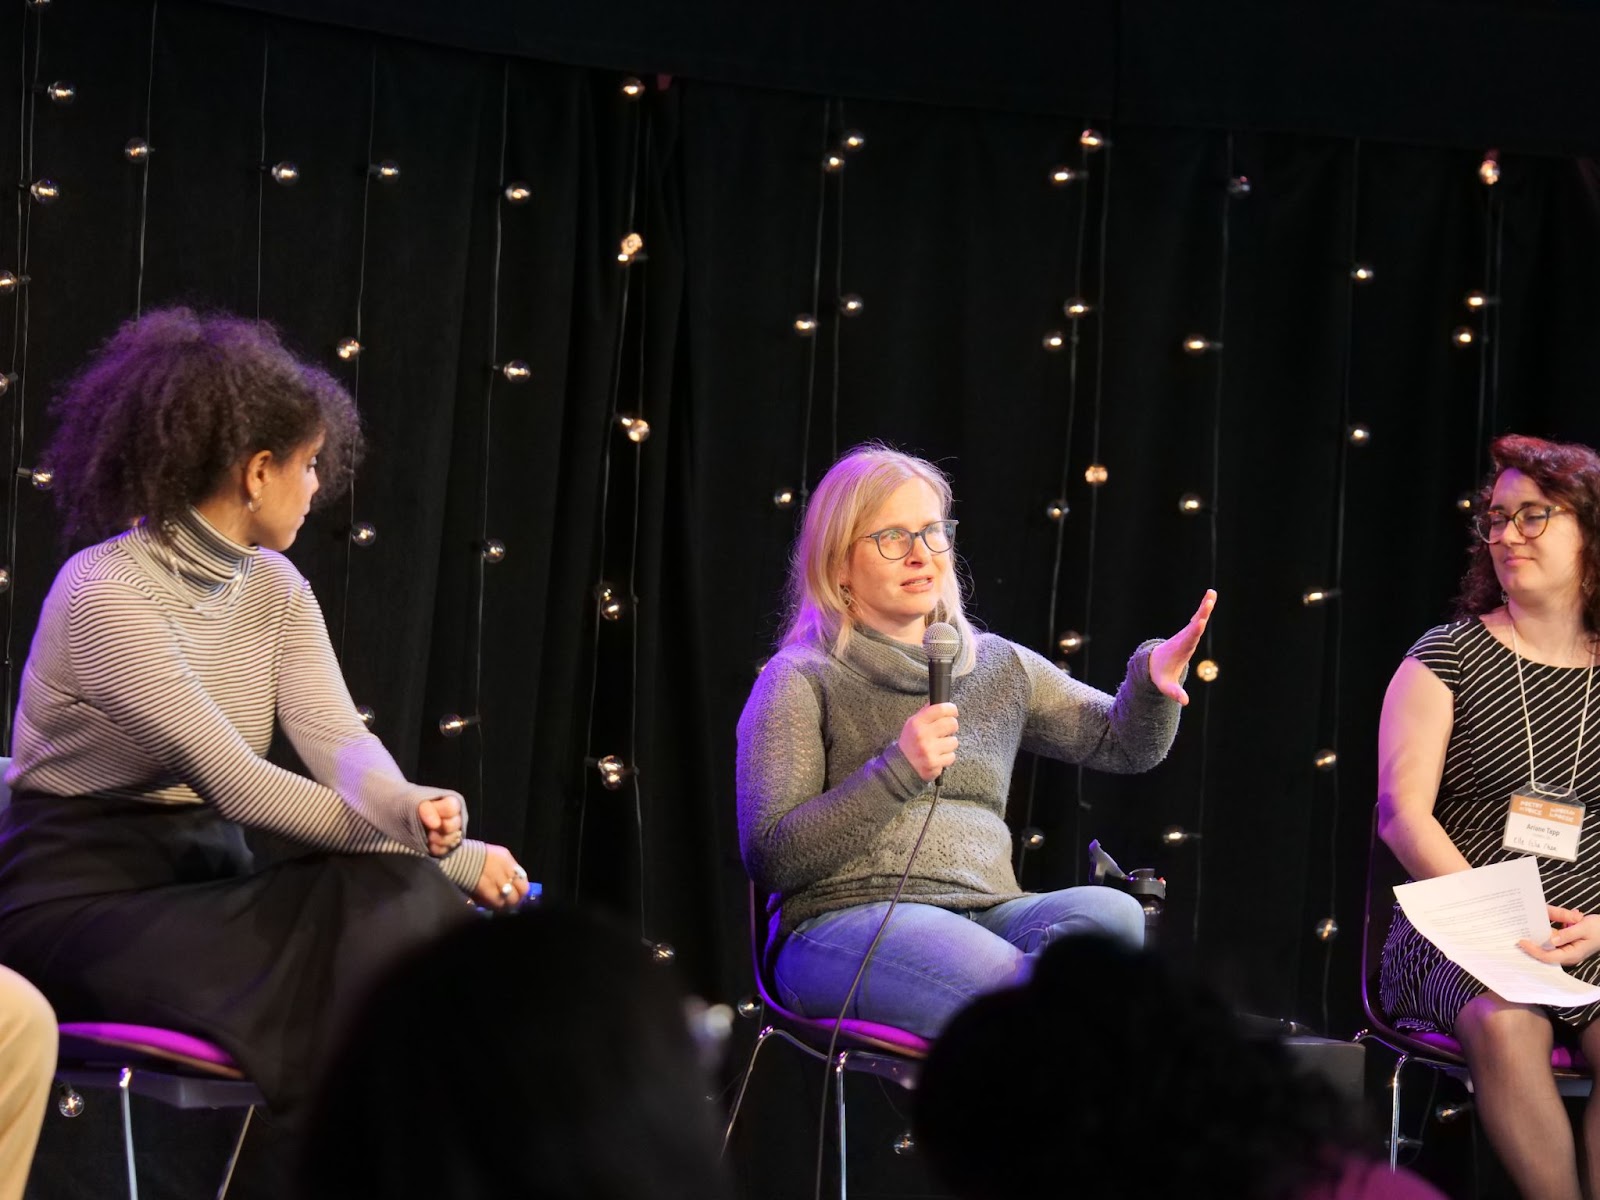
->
<box><xmin>0</xmin><ymin>309</ymin><xmax>530</xmax><ymax>1130</ymax></box>
<box><xmin>1380</xmin><ymin>434</ymin><xmax>1600</xmax><ymax>1198</ymax></box>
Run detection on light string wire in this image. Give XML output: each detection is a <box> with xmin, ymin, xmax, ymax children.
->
<box><xmin>626</xmin><ymin>106</ymin><xmax>654</xmax><ymax>937</ymax></box>
<box><xmin>132</xmin><ymin>0</ymin><xmax>157</xmax><ymax>317</ymax></box>
<box><xmin>1321</xmin><ymin>138</ymin><xmax>1363</xmax><ymax>1034</ymax></box>
<box><xmin>794</xmin><ymin>100</ymin><xmax>832</xmax><ymax>513</ymax></box>
<box><xmin>1071</xmin><ymin>139</ymin><xmax>1114</xmax><ymax>884</ymax></box>
<box><xmin>1017</xmin><ymin>132</ymin><xmax>1093</xmax><ymax>881</ymax></box>
<box><xmin>466</xmin><ymin>61</ymin><xmax>511</xmax><ymax>837</ymax></box>
<box><xmin>1191</xmin><ymin>133</ymin><xmax>1234</xmax><ymax>944</ymax></box>
<box><xmin>828</xmin><ymin>98</ymin><xmax>845</xmax><ymax>461</ymax></box>
<box><xmin>574</xmin><ymin>78</ymin><xmax>646</xmax><ymax>901</ymax></box>
<box><xmin>337</xmin><ymin>45</ymin><xmax>377</xmax><ymax>664</ymax></box>
<box><xmin>2</xmin><ymin>3</ymin><xmax>44</xmax><ymax>754</ymax></box>
<box><xmin>253</xmin><ymin>36</ymin><xmax>267</xmax><ymax>321</ymax></box>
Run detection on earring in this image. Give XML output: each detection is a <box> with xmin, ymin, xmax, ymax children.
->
<box><xmin>840</xmin><ymin>584</ymin><xmax>853</xmax><ymax>608</ymax></box>
<box><xmin>247</xmin><ymin>496</ymin><xmax>260</xmax><ymax>513</ymax></box>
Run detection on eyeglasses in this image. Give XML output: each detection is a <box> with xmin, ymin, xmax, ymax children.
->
<box><xmin>1472</xmin><ymin>504</ymin><xmax>1570</xmax><ymax>544</ymax></box>
<box><xmin>859</xmin><ymin>520</ymin><xmax>958</xmax><ymax>561</ymax></box>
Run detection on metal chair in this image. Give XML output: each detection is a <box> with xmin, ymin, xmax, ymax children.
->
<box><xmin>0</xmin><ymin>759</ymin><xmax>264</xmax><ymax>1199</ymax></box>
<box><xmin>721</xmin><ymin>883</ymin><xmax>929</xmax><ymax>1200</ymax></box>
<box><xmin>1353</xmin><ymin>807</ymin><xmax>1591</xmax><ymax>1170</ymax></box>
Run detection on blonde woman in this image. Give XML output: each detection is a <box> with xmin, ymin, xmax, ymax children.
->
<box><xmin>737</xmin><ymin>445</ymin><xmax>1214</xmax><ymax>1036</ymax></box>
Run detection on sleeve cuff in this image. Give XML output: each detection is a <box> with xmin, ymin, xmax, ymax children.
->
<box><xmin>439</xmin><ymin>838</ymin><xmax>488</xmax><ymax>892</ymax></box>
<box><xmin>1129</xmin><ymin>639</ymin><xmax>1180</xmax><ymax>697</ymax></box>
<box><xmin>879</xmin><ymin>741</ymin><xmax>928</xmax><ymax>798</ymax></box>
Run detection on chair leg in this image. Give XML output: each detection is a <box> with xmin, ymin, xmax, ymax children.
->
<box><xmin>1388</xmin><ymin>1053</ymin><xmax>1408</xmax><ymax>1171</ymax></box>
<box><xmin>834</xmin><ymin>1051</ymin><xmax>849</xmax><ymax>1200</ymax></box>
<box><xmin>214</xmin><ymin>1105</ymin><xmax>255</xmax><ymax>1200</ymax></box>
<box><xmin>117</xmin><ymin>1067</ymin><xmax>140</xmax><ymax>1200</ymax></box>
<box><xmin>721</xmin><ymin>1025</ymin><xmax>776</xmax><ymax>1155</ymax></box>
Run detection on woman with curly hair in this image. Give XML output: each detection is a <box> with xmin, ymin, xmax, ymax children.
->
<box><xmin>1380</xmin><ymin>434</ymin><xmax>1600</xmax><ymax>1198</ymax></box>
<box><xmin>0</xmin><ymin>309</ymin><xmax>530</xmax><ymax>1130</ymax></box>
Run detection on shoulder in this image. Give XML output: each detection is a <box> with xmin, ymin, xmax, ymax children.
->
<box><xmin>970</xmin><ymin>632</ymin><xmax>1045</xmax><ymax>678</ymax></box>
<box><xmin>739</xmin><ymin>643</ymin><xmax>829</xmax><ymax>733</ymax></box>
<box><xmin>1403</xmin><ymin>619</ymin><xmax>1485</xmax><ymax>694</ymax></box>
<box><xmin>57</xmin><ymin>537</ymin><xmax>159</xmax><ymax>606</ymax></box>
<box><xmin>251</xmin><ymin>548</ymin><xmax>310</xmax><ymax>595</ymax></box>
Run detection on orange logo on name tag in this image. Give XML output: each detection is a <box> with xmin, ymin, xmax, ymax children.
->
<box><xmin>1511</xmin><ymin>796</ymin><xmax>1583</xmax><ymax>826</ymax></box>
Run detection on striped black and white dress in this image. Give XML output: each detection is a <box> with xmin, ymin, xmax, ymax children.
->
<box><xmin>1381</xmin><ymin>618</ymin><xmax>1600</xmax><ymax>1034</ymax></box>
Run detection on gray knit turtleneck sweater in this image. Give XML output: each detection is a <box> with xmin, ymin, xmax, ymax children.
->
<box><xmin>737</xmin><ymin>625</ymin><xmax>1181</xmax><ymax>934</ymax></box>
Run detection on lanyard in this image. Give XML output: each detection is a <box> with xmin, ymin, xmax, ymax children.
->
<box><xmin>1509</xmin><ymin>619</ymin><xmax>1596</xmax><ymax>794</ymax></box>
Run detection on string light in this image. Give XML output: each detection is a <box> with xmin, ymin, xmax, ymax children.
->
<box><xmin>29</xmin><ymin>180</ymin><xmax>60</xmax><ymax>204</ymax></box>
<box><xmin>1177</xmin><ymin>493</ymin><xmax>1205</xmax><ymax>514</ymax></box>
<box><xmin>355</xmin><ymin>704</ymin><xmax>376</xmax><ymax>728</ymax></box>
<box><xmin>793</xmin><ymin>314</ymin><xmax>818</xmax><ymax>336</ymax></box>
<box><xmin>1347</xmin><ymin>424</ymin><xmax>1371</xmax><ymax>446</ymax></box>
<box><xmin>0</xmin><ymin>272</ymin><xmax>26</xmax><ymax>293</ymax></box>
<box><xmin>1455</xmin><ymin>494</ymin><xmax>1475</xmax><ymax>513</ymax></box>
<box><xmin>1464</xmin><ymin>290</ymin><xmax>1493</xmax><ymax>310</ymax></box>
<box><xmin>1478</xmin><ymin>151</ymin><xmax>1500</xmax><ymax>187</ymax></box>
<box><xmin>1041</xmin><ymin>331</ymin><xmax>1066</xmax><ymax>351</ymax></box>
<box><xmin>1044</xmin><ymin>499</ymin><xmax>1068</xmax><ymax>521</ymax></box>
<box><xmin>596</xmin><ymin>754</ymin><xmax>630</xmax><ymax>789</ymax></box>
<box><xmin>496</xmin><ymin>360</ymin><xmax>531</xmax><ymax>382</ymax></box>
<box><xmin>822</xmin><ymin>152</ymin><xmax>844</xmax><ymax>173</ymax></box>
<box><xmin>1314</xmin><ymin>916</ymin><xmax>1339</xmax><ymax>943</ymax></box>
<box><xmin>736</xmin><ymin>997</ymin><xmax>761</xmax><ymax>1019</ymax></box>
<box><xmin>368</xmin><ymin>159</ymin><xmax>400</xmax><ymax>182</ymax></box>
<box><xmin>1350</xmin><ymin>264</ymin><xmax>1375</xmax><ymax>283</ymax></box>
<box><xmin>124</xmin><ymin>138</ymin><xmax>151</xmax><ymax>162</ymax></box>
<box><xmin>1049</xmin><ymin>165</ymin><xmax>1084</xmax><ymax>186</ymax></box>
<box><xmin>336</xmin><ymin>337</ymin><xmax>362</xmax><ymax>361</ymax></box>
<box><xmin>1451</xmin><ymin>326</ymin><xmax>1475</xmax><ymax>348</ymax></box>
<box><xmin>773</xmin><ymin>487</ymin><xmax>796</xmax><ymax>510</ymax></box>
<box><xmin>268</xmin><ymin>162</ymin><xmax>299</xmax><ymax>186</ymax></box>
<box><xmin>0</xmin><ymin>568</ymin><xmax>10</xmax><ymax>594</ymax></box>
<box><xmin>1300</xmin><ymin>587</ymin><xmax>1341</xmax><ymax>606</ymax></box>
<box><xmin>1195</xmin><ymin>659</ymin><xmax>1219</xmax><ymax>683</ymax></box>
<box><xmin>348</xmin><ymin>522</ymin><xmax>377</xmax><ymax>548</ymax></box>
<box><xmin>0</xmin><ymin>374</ymin><xmax>16</xmax><ymax>397</ymax></box>
<box><xmin>650</xmin><ymin>942</ymin><xmax>676</xmax><ymax>963</ymax></box>
<box><xmin>620</xmin><ymin>77</ymin><xmax>645</xmax><ymax>98</ymax></box>
<box><xmin>616</xmin><ymin>414</ymin><xmax>651</xmax><ymax>442</ymax></box>
<box><xmin>618</xmin><ymin>232</ymin><xmax>644</xmax><ymax>264</ymax></box>
<box><xmin>17</xmin><ymin>467</ymin><xmax>53</xmax><ymax>491</ymax></box>
<box><xmin>481</xmin><ymin>539</ymin><xmax>507</xmax><ymax>563</ymax></box>
<box><xmin>438</xmin><ymin>713</ymin><xmax>481</xmax><ymax>738</ymax></box>
<box><xmin>1020</xmin><ymin>827</ymin><xmax>1045</xmax><ymax>850</ymax></box>
<box><xmin>1227</xmin><ymin>175</ymin><xmax>1252</xmax><ymax>197</ymax></box>
<box><xmin>1182</xmin><ymin>335</ymin><xmax>1221</xmax><ymax>355</ymax></box>
<box><xmin>44</xmin><ymin>81</ymin><xmax>75</xmax><ymax>105</ymax></box>
<box><xmin>841</xmin><ymin>130</ymin><xmax>865</xmax><ymax>152</ymax></box>
<box><xmin>1084</xmin><ymin>463</ymin><xmax>1109</xmax><ymax>485</ymax></box>
<box><xmin>1079</xmin><ymin>128</ymin><xmax>1109</xmax><ymax>150</ymax></box>
<box><xmin>595</xmin><ymin>583</ymin><xmax>626</xmax><ymax>621</ymax></box>
<box><xmin>1162</xmin><ymin>826</ymin><xmax>1201</xmax><ymax>845</ymax></box>
<box><xmin>839</xmin><ymin>294</ymin><xmax>864</xmax><ymax>315</ymax></box>
<box><xmin>503</xmin><ymin>181</ymin><xmax>532</xmax><ymax>204</ymax></box>
<box><xmin>1057</xmin><ymin>630</ymin><xmax>1088</xmax><ymax>654</ymax></box>
<box><xmin>1313</xmin><ymin>749</ymin><xmax>1339</xmax><ymax>771</ymax></box>
<box><xmin>1063</xmin><ymin>298</ymin><xmax>1093</xmax><ymax>318</ymax></box>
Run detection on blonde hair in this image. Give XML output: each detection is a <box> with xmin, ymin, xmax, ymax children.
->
<box><xmin>779</xmin><ymin>444</ymin><xmax>977</xmax><ymax>671</ymax></box>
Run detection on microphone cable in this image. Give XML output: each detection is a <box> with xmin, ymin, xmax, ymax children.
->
<box><xmin>810</xmin><ymin>772</ymin><xmax>944</xmax><ymax>1200</ymax></box>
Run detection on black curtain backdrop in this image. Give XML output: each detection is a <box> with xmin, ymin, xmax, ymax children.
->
<box><xmin>6</xmin><ymin>0</ymin><xmax>1600</xmax><ymax>1156</ymax></box>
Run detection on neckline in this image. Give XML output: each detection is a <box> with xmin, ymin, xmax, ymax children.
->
<box><xmin>1474</xmin><ymin>613</ymin><xmax>1595</xmax><ymax>671</ymax></box>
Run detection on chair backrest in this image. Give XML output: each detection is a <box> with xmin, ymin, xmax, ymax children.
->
<box><xmin>0</xmin><ymin>754</ymin><xmax>11</xmax><ymax>813</ymax></box>
<box><xmin>1360</xmin><ymin>806</ymin><xmax>1407</xmax><ymax>1029</ymax></box>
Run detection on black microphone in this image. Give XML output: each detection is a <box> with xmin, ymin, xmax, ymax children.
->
<box><xmin>923</xmin><ymin>622</ymin><xmax>958</xmax><ymax>706</ymax></box>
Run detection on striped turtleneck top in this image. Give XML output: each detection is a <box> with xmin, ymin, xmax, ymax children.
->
<box><xmin>5</xmin><ymin>508</ymin><xmax>486</xmax><ymax>891</ymax></box>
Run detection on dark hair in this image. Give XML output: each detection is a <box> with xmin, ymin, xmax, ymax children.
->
<box><xmin>44</xmin><ymin>307</ymin><xmax>362</xmax><ymax>542</ymax></box>
<box><xmin>914</xmin><ymin>937</ymin><xmax>1361</xmax><ymax>1200</ymax></box>
<box><xmin>1454</xmin><ymin>434</ymin><xmax>1600</xmax><ymax>634</ymax></box>
<box><xmin>301</xmin><ymin>907</ymin><xmax>734</xmax><ymax>1200</ymax></box>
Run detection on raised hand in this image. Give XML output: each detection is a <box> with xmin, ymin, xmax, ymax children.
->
<box><xmin>1148</xmin><ymin>589</ymin><xmax>1218</xmax><ymax>707</ymax></box>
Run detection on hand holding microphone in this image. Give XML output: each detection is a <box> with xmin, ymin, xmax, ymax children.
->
<box><xmin>898</xmin><ymin>622</ymin><xmax>962</xmax><ymax>783</ymax></box>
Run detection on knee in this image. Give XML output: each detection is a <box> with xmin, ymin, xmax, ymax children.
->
<box><xmin>1455</xmin><ymin>994</ymin><xmax>1550</xmax><ymax>1062</ymax></box>
<box><xmin>1090</xmin><ymin>889</ymin><xmax>1147</xmax><ymax>949</ymax></box>
<box><xmin>0</xmin><ymin>966</ymin><xmax>57</xmax><ymax>1079</ymax></box>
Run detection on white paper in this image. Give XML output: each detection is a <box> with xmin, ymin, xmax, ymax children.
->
<box><xmin>1393</xmin><ymin>856</ymin><xmax>1600</xmax><ymax>1007</ymax></box>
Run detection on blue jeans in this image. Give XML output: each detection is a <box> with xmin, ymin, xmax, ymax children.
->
<box><xmin>773</xmin><ymin>887</ymin><xmax>1145</xmax><ymax>1039</ymax></box>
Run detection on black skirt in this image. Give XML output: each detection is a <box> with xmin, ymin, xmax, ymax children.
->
<box><xmin>0</xmin><ymin>790</ymin><xmax>471</xmax><ymax>1115</ymax></box>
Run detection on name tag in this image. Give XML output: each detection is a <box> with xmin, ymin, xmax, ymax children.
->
<box><xmin>1503</xmin><ymin>788</ymin><xmax>1586</xmax><ymax>862</ymax></box>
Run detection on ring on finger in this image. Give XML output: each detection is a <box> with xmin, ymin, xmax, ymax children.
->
<box><xmin>511</xmin><ymin>865</ymin><xmax>528</xmax><ymax>881</ymax></box>
<box><xmin>499</xmin><ymin>881</ymin><xmax>515</xmax><ymax>899</ymax></box>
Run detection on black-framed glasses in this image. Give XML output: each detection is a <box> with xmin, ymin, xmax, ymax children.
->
<box><xmin>1472</xmin><ymin>504</ymin><xmax>1570</xmax><ymax>544</ymax></box>
<box><xmin>859</xmin><ymin>520</ymin><xmax>958</xmax><ymax>561</ymax></box>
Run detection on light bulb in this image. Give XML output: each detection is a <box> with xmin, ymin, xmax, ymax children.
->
<box><xmin>1063</xmin><ymin>298</ymin><xmax>1093</xmax><ymax>318</ymax></box>
<box><xmin>124</xmin><ymin>138</ymin><xmax>151</xmax><ymax>162</ymax></box>
<box><xmin>1350</xmin><ymin>264</ymin><xmax>1375</xmax><ymax>283</ymax></box>
<box><xmin>29</xmin><ymin>180</ymin><xmax>60</xmax><ymax>204</ymax></box>
<box><xmin>793</xmin><ymin>314</ymin><xmax>818</xmax><ymax>336</ymax></box>
<box><xmin>1227</xmin><ymin>175</ymin><xmax>1251</xmax><ymax>197</ymax></box>
<box><xmin>1042</xmin><ymin>331</ymin><xmax>1065</xmax><ymax>351</ymax></box>
<box><xmin>481</xmin><ymin>539</ymin><xmax>506</xmax><ymax>564</ymax></box>
<box><xmin>773</xmin><ymin>487</ymin><xmax>796</xmax><ymax>510</ymax></box>
<box><xmin>1347</xmin><ymin>424</ymin><xmax>1371</xmax><ymax>446</ymax></box>
<box><xmin>1178</xmin><ymin>493</ymin><xmax>1204</xmax><ymax>515</ymax></box>
<box><xmin>1050</xmin><ymin>165</ymin><xmax>1083</xmax><ymax>185</ymax></box>
<box><xmin>269</xmin><ymin>162</ymin><xmax>299</xmax><ymax>186</ymax></box>
<box><xmin>617</xmin><ymin>414</ymin><xmax>651</xmax><ymax>443</ymax></box>
<box><xmin>839</xmin><ymin>294</ymin><xmax>864</xmax><ymax>315</ymax></box>
<box><xmin>1084</xmin><ymin>463</ymin><xmax>1109</xmax><ymax>486</ymax></box>
<box><xmin>349</xmin><ymin>522</ymin><xmax>377</xmax><ymax>548</ymax></box>
<box><xmin>1045</xmin><ymin>499</ymin><xmax>1068</xmax><ymax>521</ymax></box>
<box><xmin>1314</xmin><ymin>749</ymin><xmax>1338</xmax><ymax>771</ymax></box>
<box><xmin>336</xmin><ymin>337</ymin><xmax>362</xmax><ymax>361</ymax></box>
<box><xmin>504</xmin><ymin>181</ymin><xmax>532</xmax><ymax>204</ymax></box>
<box><xmin>498</xmin><ymin>360</ymin><xmax>531</xmax><ymax>382</ymax></box>
<box><xmin>620</xmin><ymin>77</ymin><xmax>645</xmax><ymax>98</ymax></box>
<box><xmin>369</xmin><ymin>159</ymin><xmax>400</xmax><ymax>181</ymax></box>
<box><xmin>1195</xmin><ymin>659</ymin><xmax>1219</xmax><ymax>683</ymax></box>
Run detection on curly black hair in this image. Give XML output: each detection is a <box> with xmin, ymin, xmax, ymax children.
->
<box><xmin>44</xmin><ymin>307</ymin><xmax>363</xmax><ymax>542</ymax></box>
<box><xmin>915</xmin><ymin>936</ymin><xmax>1366</xmax><ymax>1200</ymax></box>
<box><xmin>1455</xmin><ymin>433</ymin><xmax>1600</xmax><ymax>634</ymax></box>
